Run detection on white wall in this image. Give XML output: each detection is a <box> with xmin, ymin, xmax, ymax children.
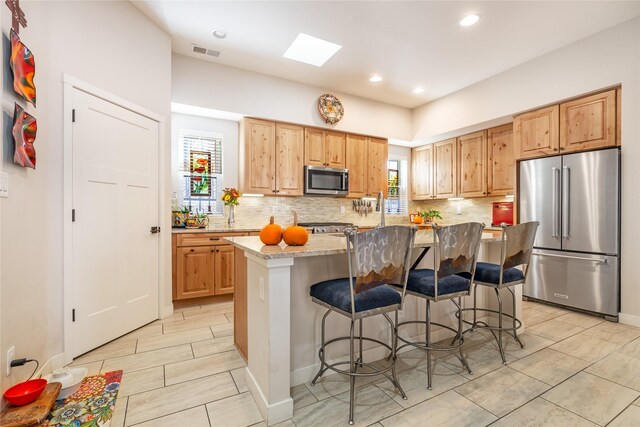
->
<box><xmin>171</xmin><ymin>113</ymin><xmax>239</xmax><ymax>200</ymax></box>
<box><xmin>413</xmin><ymin>17</ymin><xmax>640</xmax><ymax>322</ymax></box>
<box><xmin>172</xmin><ymin>54</ymin><xmax>413</xmax><ymax>141</ymax></box>
<box><xmin>0</xmin><ymin>1</ymin><xmax>171</xmax><ymax>390</ymax></box>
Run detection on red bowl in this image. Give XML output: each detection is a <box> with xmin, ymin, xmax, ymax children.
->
<box><xmin>3</xmin><ymin>379</ymin><xmax>47</xmax><ymax>406</ymax></box>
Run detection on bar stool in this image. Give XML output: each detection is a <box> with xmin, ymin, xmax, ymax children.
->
<box><xmin>309</xmin><ymin>225</ymin><xmax>417</xmax><ymax>425</ymax></box>
<box><xmin>461</xmin><ymin>221</ymin><xmax>539</xmax><ymax>364</ymax></box>
<box><xmin>394</xmin><ymin>222</ymin><xmax>484</xmax><ymax>390</ymax></box>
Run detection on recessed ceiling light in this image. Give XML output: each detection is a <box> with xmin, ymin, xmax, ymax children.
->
<box><xmin>212</xmin><ymin>30</ymin><xmax>227</xmax><ymax>39</ymax></box>
<box><xmin>283</xmin><ymin>33</ymin><xmax>342</xmax><ymax>67</ymax></box>
<box><xmin>369</xmin><ymin>75</ymin><xmax>383</xmax><ymax>83</ymax></box>
<box><xmin>459</xmin><ymin>14</ymin><xmax>480</xmax><ymax>27</ymax></box>
<box><xmin>413</xmin><ymin>87</ymin><xmax>425</xmax><ymax>94</ymax></box>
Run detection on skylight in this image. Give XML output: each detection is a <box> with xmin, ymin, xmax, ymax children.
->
<box><xmin>283</xmin><ymin>33</ymin><xmax>342</xmax><ymax>67</ymax></box>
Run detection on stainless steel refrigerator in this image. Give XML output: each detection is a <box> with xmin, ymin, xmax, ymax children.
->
<box><xmin>519</xmin><ymin>148</ymin><xmax>620</xmax><ymax>320</ymax></box>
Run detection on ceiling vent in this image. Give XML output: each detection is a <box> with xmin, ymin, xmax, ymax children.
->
<box><xmin>192</xmin><ymin>44</ymin><xmax>221</xmax><ymax>58</ymax></box>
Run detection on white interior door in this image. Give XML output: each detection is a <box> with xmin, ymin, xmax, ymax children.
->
<box><xmin>71</xmin><ymin>89</ymin><xmax>159</xmax><ymax>357</ymax></box>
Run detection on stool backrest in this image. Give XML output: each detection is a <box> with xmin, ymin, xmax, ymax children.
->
<box><xmin>433</xmin><ymin>222</ymin><xmax>484</xmax><ymax>299</ymax></box>
<box><xmin>345</xmin><ymin>226</ymin><xmax>417</xmax><ymax>315</ymax></box>
<box><xmin>500</xmin><ymin>221</ymin><xmax>539</xmax><ymax>280</ymax></box>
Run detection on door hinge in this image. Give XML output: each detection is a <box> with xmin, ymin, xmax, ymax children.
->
<box><xmin>72</xmin><ymin>309</ymin><xmax>76</xmax><ymax>322</ymax></box>
<box><xmin>72</xmin><ymin>209</ymin><xmax>76</xmax><ymax>222</ymax></box>
<box><xmin>72</xmin><ymin>109</ymin><xmax>76</xmax><ymax>123</ymax></box>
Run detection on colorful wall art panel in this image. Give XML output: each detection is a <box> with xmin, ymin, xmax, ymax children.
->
<box><xmin>10</xmin><ymin>28</ymin><xmax>36</xmax><ymax>107</ymax></box>
<box><xmin>190</xmin><ymin>150</ymin><xmax>211</xmax><ymax>196</ymax></box>
<box><xmin>12</xmin><ymin>103</ymin><xmax>37</xmax><ymax>169</ymax></box>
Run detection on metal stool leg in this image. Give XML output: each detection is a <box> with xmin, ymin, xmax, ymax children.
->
<box><xmin>509</xmin><ymin>287</ymin><xmax>525</xmax><ymax>348</ymax></box>
<box><xmin>494</xmin><ymin>288</ymin><xmax>507</xmax><ymax>364</ymax></box>
<box><xmin>426</xmin><ymin>300</ymin><xmax>432</xmax><ymax>390</ymax></box>
<box><xmin>349</xmin><ymin>319</ymin><xmax>356</xmax><ymax>425</ymax></box>
<box><xmin>311</xmin><ymin>309</ymin><xmax>330</xmax><ymax>385</ymax></box>
<box><xmin>458</xmin><ymin>297</ymin><xmax>472</xmax><ymax>374</ymax></box>
<box><xmin>383</xmin><ymin>312</ymin><xmax>407</xmax><ymax>400</ymax></box>
<box><xmin>358</xmin><ymin>318</ymin><xmax>364</xmax><ymax>366</ymax></box>
<box><xmin>472</xmin><ymin>283</ymin><xmax>478</xmax><ymax>330</ymax></box>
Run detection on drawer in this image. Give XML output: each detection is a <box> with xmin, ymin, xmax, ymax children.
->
<box><xmin>177</xmin><ymin>232</ymin><xmax>247</xmax><ymax>247</ymax></box>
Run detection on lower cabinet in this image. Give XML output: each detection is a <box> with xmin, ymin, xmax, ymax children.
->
<box><xmin>173</xmin><ymin>232</ymin><xmax>246</xmax><ymax>301</ymax></box>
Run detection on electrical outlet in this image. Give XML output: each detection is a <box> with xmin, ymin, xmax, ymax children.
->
<box><xmin>259</xmin><ymin>277</ymin><xmax>265</xmax><ymax>301</ymax></box>
<box><xmin>0</xmin><ymin>172</ymin><xmax>8</xmax><ymax>198</ymax></box>
<box><xmin>456</xmin><ymin>206</ymin><xmax>462</xmax><ymax>215</ymax></box>
<box><xmin>6</xmin><ymin>346</ymin><xmax>15</xmax><ymax>376</ymax></box>
<box><xmin>272</xmin><ymin>205</ymin><xmax>277</xmax><ymax>214</ymax></box>
<box><xmin>340</xmin><ymin>206</ymin><xmax>346</xmax><ymax>214</ymax></box>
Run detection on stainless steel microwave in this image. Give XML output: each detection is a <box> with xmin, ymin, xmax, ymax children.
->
<box><xmin>304</xmin><ymin>166</ymin><xmax>349</xmax><ymax>196</ymax></box>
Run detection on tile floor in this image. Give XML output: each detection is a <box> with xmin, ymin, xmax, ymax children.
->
<box><xmin>69</xmin><ymin>299</ymin><xmax>640</xmax><ymax>426</ymax></box>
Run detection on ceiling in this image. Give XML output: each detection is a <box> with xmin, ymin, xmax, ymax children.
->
<box><xmin>133</xmin><ymin>1</ymin><xmax>640</xmax><ymax>109</ymax></box>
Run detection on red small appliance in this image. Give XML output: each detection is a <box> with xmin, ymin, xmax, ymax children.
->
<box><xmin>492</xmin><ymin>201</ymin><xmax>514</xmax><ymax>226</ymax></box>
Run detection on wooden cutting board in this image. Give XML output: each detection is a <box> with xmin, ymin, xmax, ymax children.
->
<box><xmin>0</xmin><ymin>382</ymin><xmax>61</xmax><ymax>427</ymax></box>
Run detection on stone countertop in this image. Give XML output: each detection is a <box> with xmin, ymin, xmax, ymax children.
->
<box><xmin>225</xmin><ymin>229</ymin><xmax>503</xmax><ymax>260</ymax></box>
<box><xmin>172</xmin><ymin>226</ymin><xmax>262</xmax><ymax>234</ymax></box>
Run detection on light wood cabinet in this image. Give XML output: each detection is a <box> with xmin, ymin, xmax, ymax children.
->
<box><xmin>173</xmin><ymin>232</ymin><xmax>246</xmax><ymax>301</ymax></box>
<box><xmin>457</xmin><ymin>131</ymin><xmax>487</xmax><ymax>198</ymax></box>
<box><xmin>241</xmin><ymin>119</ymin><xmax>303</xmax><ymax>196</ymax></box>
<box><xmin>346</xmin><ymin>134</ymin><xmax>367</xmax><ymax>198</ymax></box>
<box><xmin>560</xmin><ymin>89</ymin><xmax>616</xmax><ymax>153</ymax></box>
<box><xmin>434</xmin><ymin>138</ymin><xmax>457</xmax><ymax>199</ymax></box>
<box><xmin>304</xmin><ymin>128</ymin><xmax>345</xmax><ymax>168</ymax></box>
<box><xmin>411</xmin><ymin>145</ymin><xmax>434</xmax><ymax>200</ymax></box>
<box><xmin>514</xmin><ymin>105</ymin><xmax>560</xmax><ymax>159</ymax></box>
<box><xmin>275</xmin><ymin>123</ymin><xmax>304</xmax><ymax>196</ymax></box>
<box><xmin>345</xmin><ymin>135</ymin><xmax>388</xmax><ymax>197</ymax></box>
<box><xmin>487</xmin><ymin>124</ymin><xmax>515</xmax><ymax>196</ymax></box>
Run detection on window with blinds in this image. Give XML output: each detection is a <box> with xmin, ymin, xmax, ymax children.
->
<box><xmin>386</xmin><ymin>159</ymin><xmax>408</xmax><ymax>214</ymax></box>
<box><xmin>179</xmin><ymin>131</ymin><xmax>224</xmax><ymax>215</ymax></box>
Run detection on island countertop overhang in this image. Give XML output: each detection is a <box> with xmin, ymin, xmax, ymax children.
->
<box><xmin>224</xmin><ymin>229</ymin><xmax>503</xmax><ymax>260</ymax></box>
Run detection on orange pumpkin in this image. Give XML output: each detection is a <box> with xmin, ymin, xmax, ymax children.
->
<box><xmin>260</xmin><ymin>216</ymin><xmax>283</xmax><ymax>245</ymax></box>
<box><xmin>412</xmin><ymin>215</ymin><xmax>424</xmax><ymax>224</ymax></box>
<box><xmin>283</xmin><ymin>210</ymin><xmax>309</xmax><ymax>246</ymax></box>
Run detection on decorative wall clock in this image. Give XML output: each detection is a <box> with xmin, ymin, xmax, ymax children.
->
<box><xmin>318</xmin><ymin>94</ymin><xmax>344</xmax><ymax>124</ymax></box>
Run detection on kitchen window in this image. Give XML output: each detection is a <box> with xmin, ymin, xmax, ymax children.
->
<box><xmin>179</xmin><ymin>130</ymin><xmax>224</xmax><ymax>215</ymax></box>
<box><xmin>386</xmin><ymin>159</ymin><xmax>408</xmax><ymax>214</ymax></box>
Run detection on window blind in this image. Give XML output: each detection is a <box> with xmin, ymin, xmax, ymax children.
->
<box><xmin>386</xmin><ymin>159</ymin><xmax>408</xmax><ymax>214</ymax></box>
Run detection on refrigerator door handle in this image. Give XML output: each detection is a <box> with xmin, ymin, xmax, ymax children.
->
<box><xmin>562</xmin><ymin>166</ymin><xmax>570</xmax><ymax>239</ymax></box>
<box><xmin>552</xmin><ymin>167</ymin><xmax>560</xmax><ymax>238</ymax></box>
<box><xmin>532</xmin><ymin>251</ymin><xmax>608</xmax><ymax>264</ymax></box>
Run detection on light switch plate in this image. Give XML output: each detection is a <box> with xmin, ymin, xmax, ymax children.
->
<box><xmin>0</xmin><ymin>172</ymin><xmax>8</xmax><ymax>198</ymax></box>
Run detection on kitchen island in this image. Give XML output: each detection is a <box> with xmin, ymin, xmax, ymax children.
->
<box><xmin>226</xmin><ymin>229</ymin><xmax>516</xmax><ymax>425</ymax></box>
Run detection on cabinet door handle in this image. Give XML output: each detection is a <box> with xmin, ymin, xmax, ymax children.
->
<box><xmin>190</xmin><ymin>249</ymin><xmax>194</xmax><ymax>252</ymax></box>
<box><xmin>210</xmin><ymin>237</ymin><xmax>220</xmax><ymax>241</ymax></box>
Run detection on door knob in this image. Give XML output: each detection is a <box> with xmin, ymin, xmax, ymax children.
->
<box><xmin>150</xmin><ymin>226</ymin><xmax>161</xmax><ymax>234</ymax></box>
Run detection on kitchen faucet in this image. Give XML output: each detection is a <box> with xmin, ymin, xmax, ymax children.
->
<box><xmin>375</xmin><ymin>191</ymin><xmax>385</xmax><ymax>227</ymax></box>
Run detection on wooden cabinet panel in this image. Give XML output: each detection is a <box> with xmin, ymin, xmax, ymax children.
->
<box><xmin>304</xmin><ymin>128</ymin><xmax>325</xmax><ymax>166</ymax></box>
<box><xmin>616</xmin><ymin>88</ymin><xmax>621</xmax><ymax>146</ymax></box>
<box><xmin>411</xmin><ymin>145</ymin><xmax>434</xmax><ymax>200</ymax></box>
<box><xmin>244</xmin><ymin>119</ymin><xmax>276</xmax><ymax>194</ymax></box>
<box><xmin>176</xmin><ymin>232</ymin><xmax>246</xmax><ymax>247</ymax></box>
<box><xmin>487</xmin><ymin>124</ymin><xmax>515</xmax><ymax>196</ymax></box>
<box><xmin>560</xmin><ymin>90</ymin><xmax>616</xmax><ymax>153</ymax></box>
<box><xmin>275</xmin><ymin>124</ymin><xmax>304</xmax><ymax>196</ymax></box>
<box><xmin>176</xmin><ymin>246</ymin><xmax>216</xmax><ymax>299</ymax></box>
<box><xmin>346</xmin><ymin>134</ymin><xmax>368</xmax><ymax>198</ymax></box>
<box><xmin>215</xmin><ymin>245</ymin><xmax>235</xmax><ymax>295</ymax></box>
<box><xmin>325</xmin><ymin>131</ymin><xmax>346</xmax><ymax>168</ymax></box>
<box><xmin>457</xmin><ymin>131</ymin><xmax>487</xmax><ymax>198</ymax></box>
<box><xmin>434</xmin><ymin>138</ymin><xmax>457</xmax><ymax>199</ymax></box>
<box><xmin>367</xmin><ymin>138</ymin><xmax>388</xmax><ymax>197</ymax></box>
<box><xmin>514</xmin><ymin>105</ymin><xmax>559</xmax><ymax>159</ymax></box>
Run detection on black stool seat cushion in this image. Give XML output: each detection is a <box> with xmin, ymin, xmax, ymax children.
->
<box><xmin>310</xmin><ymin>278</ymin><xmax>401</xmax><ymax>313</ymax></box>
<box><xmin>473</xmin><ymin>262</ymin><xmax>525</xmax><ymax>284</ymax></box>
<box><xmin>403</xmin><ymin>269</ymin><xmax>470</xmax><ymax>297</ymax></box>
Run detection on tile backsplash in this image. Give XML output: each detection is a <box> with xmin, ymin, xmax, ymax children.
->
<box><xmin>205</xmin><ymin>195</ymin><xmax>511</xmax><ymax>228</ymax></box>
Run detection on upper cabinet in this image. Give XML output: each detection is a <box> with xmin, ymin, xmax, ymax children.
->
<box><xmin>514</xmin><ymin>105</ymin><xmax>559</xmax><ymax>159</ymax></box>
<box><xmin>434</xmin><ymin>139</ymin><xmax>457</xmax><ymax>199</ymax></box>
<box><xmin>457</xmin><ymin>131</ymin><xmax>487</xmax><ymax>198</ymax></box>
<box><xmin>240</xmin><ymin>118</ymin><xmax>303</xmax><ymax>196</ymax></box>
<box><xmin>487</xmin><ymin>124</ymin><xmax>515</xmax><ymax>196</ymax></box>
<box><xmin>304</xmin><ymin>128</ymin><xmax>345</xmax><ymax>168</ymax></box>
<box><xmin>411</xmin><ymin>145</ymin><xmax>434</xmax><ymax>200</ymax></box>
<box><xmin>560</xmin><ymin>89</ymin><xmax>616</xmax><ymax>153</ymax></box>
<box><xmin>346</xmin><ymin>135</ymin><xmax>388</xmax><ymax>197</ymax></box>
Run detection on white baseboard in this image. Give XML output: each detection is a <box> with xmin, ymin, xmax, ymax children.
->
<box><xmin>246</xmin><ymin>367</ymin><xmax>293</xmax><ymax>426</ymax></box>
<box><xmin>619</xmin><ymin>312</ymin><xmax>640</xmax><ymax>327</ymax></box>
<box><xmin>160</xmin><ymin>303</ymin><xmax>174</xmax><ymax>319</ymax></box>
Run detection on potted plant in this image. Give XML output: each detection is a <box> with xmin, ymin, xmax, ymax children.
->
<box><xmin>172</xmin><ymin>205</ymin><xmax>190</xmax><ymax>228</ymax></box>
<box><xmin>419</xmin><ymin>209</ymin><xmax>443</xmax><ymax>224</ymax></box>
<box><xmin>196</xmin><ymin>212</ymin><xmax>209</xmax><ymax>229</ymax></box>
